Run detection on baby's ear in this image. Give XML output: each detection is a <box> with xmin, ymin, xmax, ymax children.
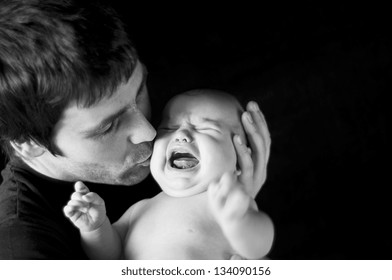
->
<box><xmin>10</xmin><ymin>139</ymin><xmax>46</xmax><ymax>159</ymax></box>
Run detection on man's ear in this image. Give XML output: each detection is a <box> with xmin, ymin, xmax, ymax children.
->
<box><xmin>10</xmin><ymin>140</ymin><xmax>46</xmax><ymax>158</ymax></box>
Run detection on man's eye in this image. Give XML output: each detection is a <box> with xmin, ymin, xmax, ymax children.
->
<box><xmin>95</xmin><ymin>119</ymin><xmax>119</xmax><ymax>139</ymax></box>
<box><xmin>101</xmin><ymin>123</ymin><xmax>114</xmax><ymax>134</ymax></box>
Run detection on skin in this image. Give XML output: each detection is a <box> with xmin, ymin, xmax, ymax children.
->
<box><xmin>64</xmin><ymin>91</ymin><xmax>274</xmax><ymax>259</ymax></box>
<box><xmin>15</xmin><ymin>61</ymin><xmax>157</xmax><ymax>186</ymax></box>
<box><xmin>150</xmin><ymin>91</ymin><xmax>247</xmax><ymax>197</ymax></box>
<box><xmin>13</xmin><ymin>60</ymin><xmax>270</xmax><ymax>191</ymax></box>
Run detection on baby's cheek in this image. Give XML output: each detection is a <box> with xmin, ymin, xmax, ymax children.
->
<box><xmin>150</xmin><ymin>142</ymin><xmax>166</xmax><ymax>171</ymax></box>
<box><xmin>219</xmin><ymin>141</ymin><xmax>238</xmax><ymax>172</ymax></box>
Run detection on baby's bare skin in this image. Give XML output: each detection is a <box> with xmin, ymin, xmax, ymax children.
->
<box><xmin>64</xmin><ymin>90</ymin><xmax>274</xmax><ymax>260</ymax></box>
<box><xmin>122</xmin><ymin>192</ymin><xmax>234</xmax><ymax>259</ymax></box>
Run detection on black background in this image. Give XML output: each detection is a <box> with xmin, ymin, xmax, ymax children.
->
<box><xmin>115</xmin><ymin>2</ymin><xmax>390</xmax><ymax>259</ymax></box>
<box><xmin>1</xmin><ymin>2</ymin><xmax>390</xmax><ymax>259</ymax></box>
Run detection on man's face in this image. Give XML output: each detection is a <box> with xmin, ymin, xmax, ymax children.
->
<box><xmin>150</xmin><ymin>93</ymin><xmax>244</xmax><ymax>197</ymax></box>
<box><xmin>49</xmin><ymin>61</ymin><xmax>156</xmax><ymax>185</ymax></box>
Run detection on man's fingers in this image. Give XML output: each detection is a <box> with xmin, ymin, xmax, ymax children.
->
<box><xmin>246</xmin><ymin>102</ymin><xmax>269</xmax><ymax>135</ymax></box>
<box><xmin>241</xmin><ymin>111</ymin><xmax>262</xmax><ymax>170</ymax></box>
<box><xmin>241</xmin><ymin>101</ymin><xmax>271</xmax><ymax>192</ymax></box>
<box><xmin>233</xmin><ymin>134</ymin><xmax>253</xmax><ymax>189</ymax></box>
<box><xmin>74</xmin><ymin>181</ymin><xmax>90</xmax><ymax>194</ymax></box>
<box><xmin>246</xmin><ymin>101</ymin><xmax>271</xmax><ymax>162</ymax></box>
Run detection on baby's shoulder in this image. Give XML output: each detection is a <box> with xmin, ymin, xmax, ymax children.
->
<box><xmin>127</xmin><ymin>197</ymin><xmax>153</xmax><ymax>217</ymax></box>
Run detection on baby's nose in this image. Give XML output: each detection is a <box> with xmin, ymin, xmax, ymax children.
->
<box><xmin>175</xmin><ymin>129</ymin><xmax>192</xmax><ymax>143</ymax></box>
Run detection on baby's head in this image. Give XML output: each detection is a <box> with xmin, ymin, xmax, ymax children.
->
<box><xmin>150</xmin><ymin>89</ymin><xmax>246</xmax><ymax>197</ymax></box>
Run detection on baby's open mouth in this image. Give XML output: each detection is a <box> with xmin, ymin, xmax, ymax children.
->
<box><xmin>170</xmin><ymin>152</ymin><xmax>199</xmax><ymax>169</ymax></box>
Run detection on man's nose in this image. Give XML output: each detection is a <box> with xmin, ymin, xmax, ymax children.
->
<box><xmin>128</xmin><ymin>110</ymin><xmax>156</xmax><ymax>144</ymax></box>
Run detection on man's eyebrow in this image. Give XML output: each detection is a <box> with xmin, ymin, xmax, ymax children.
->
<box><xmin>82</xmin><ymin>64</ymin><xmax>148</xmax><ymax>138</ymax></box>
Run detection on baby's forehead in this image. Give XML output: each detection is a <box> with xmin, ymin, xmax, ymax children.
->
<box><xmin>168</xmin><ymin>91</ymin><xmax>242</xmax><ymax>112</ymax></box>
<box><xmin>165</xmin><ymin>93</ymin><xmax>242</xmax><ymax>122</ymax></box>
<box><xmin>163</xmin><ymin>92</ymin><xmax>244</xmax><ymax>135</ymax></box>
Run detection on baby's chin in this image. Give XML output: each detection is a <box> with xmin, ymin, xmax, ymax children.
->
<box><xmin>158</xmin><ymin>182</ymin><xmax>208</xmax><ymax>198</ymax></box>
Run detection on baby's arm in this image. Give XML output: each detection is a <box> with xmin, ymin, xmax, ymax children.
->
<box><xmin>63</xmin><ymin>182</ymin><xmax>122</xmax><ymax>259</ymax></box>
<box><xmin>208</xmin><ymin>173</ymin><xmax>274</xmax><ymax>259</ymax></box>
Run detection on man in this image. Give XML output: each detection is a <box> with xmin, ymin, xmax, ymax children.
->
<box><xmin>0</xmin><ymin>0</ymin><xmax>270</xmax><ymax>259</ymax></box>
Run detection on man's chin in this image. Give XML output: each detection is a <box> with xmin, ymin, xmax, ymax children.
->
<box><xmin>116</xmin><ymin>164</ymin><xmax>151</xmax><ymax>186</ymax></box>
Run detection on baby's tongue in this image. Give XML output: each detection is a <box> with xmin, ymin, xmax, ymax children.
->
<box><xmin>173</xmin><ymin>157</ymin><xmax>199</xmax><ymax>169</ymax></box>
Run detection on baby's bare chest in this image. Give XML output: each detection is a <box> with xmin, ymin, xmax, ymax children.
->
<box><xmin>124</xmin><ymin>196</ymin><xmax>233</xmax><ymax>259</ymax></box>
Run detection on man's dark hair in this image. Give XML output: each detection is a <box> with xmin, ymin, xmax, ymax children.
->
<box><xmin>0</xmin><ymin>0</ymin><xmax>138</xmax><ymax>158</ymax></box>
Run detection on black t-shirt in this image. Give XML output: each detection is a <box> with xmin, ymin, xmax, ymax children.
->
<box><xmin>0</xmin><ymin>158</ymin><xmax>159</xmax><ymax>259</ymax></box>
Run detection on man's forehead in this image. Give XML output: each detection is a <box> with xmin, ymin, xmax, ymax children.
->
<box><xmin>56</xmin><ymin>61</ymin><xmax>145</xmax><ymax>131</ymax></box>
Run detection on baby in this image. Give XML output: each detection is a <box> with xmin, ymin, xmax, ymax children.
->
<box><xmin>64</xmin><ymin>90</ymin><xmax>274</xmax><ymax>259</ymax></box>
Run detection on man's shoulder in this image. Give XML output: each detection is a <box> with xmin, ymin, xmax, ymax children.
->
<box><xmin>0</xmin><ymin>161</ymin><xmax>23</xmax><ymax>224</ymax></box>
<box><xmin>0</xmin><ymin>215</ymin><xmax>87</xmax><ymax>259</ymax></box>
<box><xmin>1</xmin><ymin>157</ymin><xmax>39</xmax><ymax>187</ymax></box>
<box><xmin>0</xmin><ymin>159</ymin><xmax>54</xmax><ymax>224</ymax></box>
<box><xmin>0</xmin><ymin>162</ymin><xmax>86</xmax><ymax>259</ymax></box>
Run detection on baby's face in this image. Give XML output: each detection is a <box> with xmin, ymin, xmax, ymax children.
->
<box><xmin>150</xmin><ymin>92</ymin><xmax>244</xmax><ymax>197</ymax></box>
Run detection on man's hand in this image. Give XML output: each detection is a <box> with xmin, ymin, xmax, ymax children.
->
<box><xmin>63</xmin><ymin>181</ymin><xmax>106</xmax><ymax>232</ymax></box>
<box><xmin>234</xmin><ymin>101</ymin><xmax>271</xmax><ymax>198</ymax></box>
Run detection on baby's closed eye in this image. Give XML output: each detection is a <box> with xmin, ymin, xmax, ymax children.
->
<box><xmin>196</xmin><ymin>127</ymin><xmax>221</xmax><ymax>134</ymax></box>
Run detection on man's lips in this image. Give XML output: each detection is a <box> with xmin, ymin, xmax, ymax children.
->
<box><xmin>133</xmin><ymin>143</ymin><xmax>153</xmax><ymax>165</ymax></box>
<box><xmin>138</xmin><ymin>158</ymin><xmax>151</xmax><ymax>167</ymax></box>
<box><xmin>136</xmin><ymin>151</ymin><xmax>152</xmax><ymax>165</ymax></box>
